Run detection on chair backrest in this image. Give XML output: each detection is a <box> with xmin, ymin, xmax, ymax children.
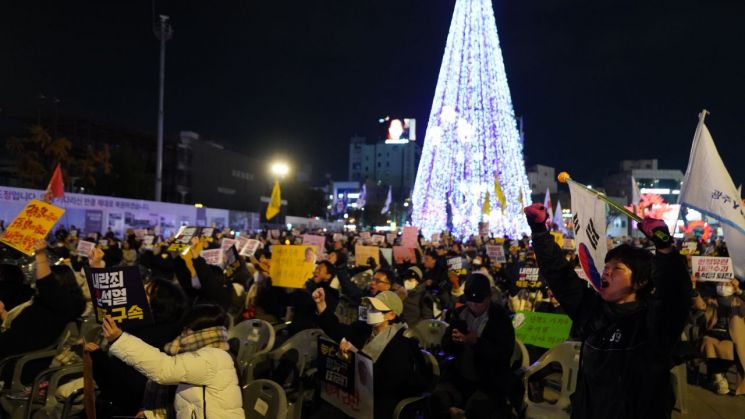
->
<box><xmin>229</xmin><ymin>319</ymin><xmax>276</xmax><ymax>367</ymax></box>
<box><xmin>243</xmin><ymin>328</ymin><xmax>328</xmax><ymax>385</ymax></box>
<box><xmin>410</xmin><ymin>319</ymin><xmax>449</xmax><ymax>351</ymax></box>
<box><xmin>420</xmin><ymin>349</ymin><xmax>440</xmax><ymax>392</ymax></box>
<box><xmin>243</xmin><ymin>379</ymin><xmax>288</xmax><ymax>419</ymax></box>
<box><xmin>511</xmin><ymin>338</ymin><xmax>530</xmax><ymax>371</ymax></box>
<box><xmin>524</xmin><ymin>340</ymin><xmax>581</xmax><ymax>413</ymax></box>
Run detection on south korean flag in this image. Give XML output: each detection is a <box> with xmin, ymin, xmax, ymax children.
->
<box><xmin>568</xmin><ymin>182</ymin><xmax>607</xmax><ymax>290</ymax></box>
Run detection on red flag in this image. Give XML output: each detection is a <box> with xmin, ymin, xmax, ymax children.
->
<box><xmin>45</xmin><ymin>164</ymin><xmax>64</xmax><ymax>200</ymax></box>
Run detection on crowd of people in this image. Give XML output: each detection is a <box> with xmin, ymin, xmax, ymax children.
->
<box><xmin>0</xmin><ymin>204</ymin><xmax>742</xmax><ymax>418</ymax></box>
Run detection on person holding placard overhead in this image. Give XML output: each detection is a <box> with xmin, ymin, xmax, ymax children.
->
<box><xmin>525</xmin><ymin>203</ymin><xmax>691</xmax><ymax>419</ymax></box>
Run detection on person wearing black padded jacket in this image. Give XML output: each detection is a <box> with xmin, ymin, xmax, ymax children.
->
<box><xmin>524</xmin><ymin>203</ymin><xmax>691</xmax><ymax>419</ymax></box>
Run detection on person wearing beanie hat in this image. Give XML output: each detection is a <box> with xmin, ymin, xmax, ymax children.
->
<box><xmin>524</xmin><ymin>203</ymin><xmax>691</xmax><ymax>419</ymax></box>
<box><xmin>431</xmin><ymin>272</ymin><xmax>518</xmax><ymax>418</ymax></box>
<box><xmin>311</xmin><ymin>288</ymin><xmax>428</xmax><ymax>419</ymax></box>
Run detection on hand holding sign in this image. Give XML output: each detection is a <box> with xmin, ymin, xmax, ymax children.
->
<box><xmin>102</xmin><ymin>315</ymin><xmax>123</xmax><ymax>341</ymax></box>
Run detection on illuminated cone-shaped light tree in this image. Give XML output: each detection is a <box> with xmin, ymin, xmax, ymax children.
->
<box><xmin>412</xmin><ymin>0</ymin><xmax>532</xmax><ymax>239</ymax></box>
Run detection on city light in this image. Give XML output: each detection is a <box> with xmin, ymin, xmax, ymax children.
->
<box><xmin>270</xmin><ymin>161</ymin><xmax>290</xmax><ymax>177</ymax></box>
<box><xmin>194</xmin><ymin>203</ymin><xmax>203</xmax><ymax>208</ymax></box>
<box><xmin>411</xmin><ymin>0</ymin><xmax>531</xmax><ymax>239</ymax></box>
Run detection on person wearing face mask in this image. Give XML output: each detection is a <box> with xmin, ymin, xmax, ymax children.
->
<box><xmin>692</xmin><ymin>277</ymin><xmax>745</xmax><ymax>395</ymax></box>
<box><xmin>400</xmin><ymin>266</ymin><xmax>435</xmax><ymax>326</ymax></box>
<box><xmin>311</xmin><ymin>288</ymin><xmax>428</xmax><ymax>419</ymax></box>
<box><xmin>432</xmin><ymin>273</ymin><xmax>518</xmax><ymax>418</ymax></box>
<box><xmin>525</xmin><ymin>203</ymin><xmax>692</xmax><ymax>419</ymax></box>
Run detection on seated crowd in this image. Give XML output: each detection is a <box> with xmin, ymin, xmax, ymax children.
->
<box><xmin>0</xmin><ymin>207</ymin><xmax>741</xmax><ymax>419</ymax></box>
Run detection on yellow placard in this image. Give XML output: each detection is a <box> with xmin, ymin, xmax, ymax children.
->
<box><xmin>355</xmin><ymin>244</ymin><xmax>380</xmax><ymax>267</ymax></box>
<box><xmin>550</xmin><ymin>232</ymin><xmax>564</xmax><ymax>247</ymax></box>
<box><xmin>269</xmin><ymin>245</ymin><xmax>317</xmax><ymax>289</ymax></box>
<box><xmin>1</xmin><ymin>199</ymin><xmax>65</xmax><ymax>255</ymax></box>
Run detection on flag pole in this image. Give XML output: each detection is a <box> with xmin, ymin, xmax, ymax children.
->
<box><xmin>558</xmin><ymin>172</ymin><xmax>642</xmax><ymax>222</ymax></box>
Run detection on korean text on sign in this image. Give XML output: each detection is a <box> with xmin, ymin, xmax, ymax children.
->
<box><xmin>0</xmin><ymin>199</ymin><xmax>65</xmax><ymax>255</ymax></box>
<box><xmin>84</xmin><ymin>266</ymin><xmax>153</xmax><ymax>328</ymax></box>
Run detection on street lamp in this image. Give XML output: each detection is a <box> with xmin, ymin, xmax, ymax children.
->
<box><xmin>270</xmin><ymin>161</ymin><xmax>290</xmax><ymax>178</ymax></box>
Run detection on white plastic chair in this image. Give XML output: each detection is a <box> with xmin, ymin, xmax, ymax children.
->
<box><xmin>228</xmin><ymin>319</ymin><xmax>275</xmax><ymax>371</ymax></box>
<box><xmin>523</xmin><ymin>340</ymin><xmax>581</xmax><ymax>419</ymax></box>
<box><xmin>405</xmin><ymin>319</ymin><xmax>449</xmax><ymax>351</ymax></box>
<box><xmin>242</xmin><ymin>379</ymin><xmax>288</xmax><ymax>419</ymax></box>
<box><xmin>512</xmin><ymin>338</ymin><xmax>530</xmax><ymax>370</ymax></box>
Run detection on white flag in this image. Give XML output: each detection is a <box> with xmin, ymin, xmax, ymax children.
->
<box><xmin>568</xmin><ymin>182</ymin><xmax>607</xmax><ymax>289</ymax></box>
<box><xmin>553</xmin><ymin>200</ymin><xmax>566</xmax><ymax>234</ymax></box>
<box><xmin>680</xmin><ymin>115</ymin><xmax>745</xmax><ymax>279</ymax></box>
<box><xmin>357</xmin><ymin>183</ymin><xmax>367</xmax><ymax>209</ymax></box>
<box><xmin>543</xmin><ymin>187</ymin><xmax>554</xmax><ymax>221</ymax></box>
<box><xmin>381</xmin><ymin>186</ymin><xmax>392</xmax><ymax>214</ymax></box>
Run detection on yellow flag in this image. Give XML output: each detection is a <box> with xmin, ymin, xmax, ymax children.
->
<box><xmin>494</xmin><ymin>176</ymin><xmax>507</xmax><ymax>214</ymax></box>
<box><xmin>266</xmin><ymin>181</ymin><xmax>281</xmax><ymax>220</ymax></box>
<box><xmin>482</xmin><ymin>191</ymin><xmax>491</xmax><ymax>216</ymax></box>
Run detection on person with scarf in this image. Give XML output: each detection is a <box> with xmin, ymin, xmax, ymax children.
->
<box><xmin>525</xmin><ymin>203</ymin><xmax>691</xmax><ymax>419</ymax></box>
<box><xmin>312</xmin><ymin>288</ymin><xmax>428</xmax><ymax>419</ymax></box>
<box><xmin>101</xmin><ymin>304</ymin><xmax>243</xmax><ymax>419</ymax></box>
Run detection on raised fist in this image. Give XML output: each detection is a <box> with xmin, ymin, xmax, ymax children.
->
<box><xmin>524</xmin><ymin>203</ymin><xmax>549</xmax><ymax>232</ymax></box>
<box><xmin>638</xmin><ymin>216</ymin><xmax>673</xmax><ymax>249</ymax></box>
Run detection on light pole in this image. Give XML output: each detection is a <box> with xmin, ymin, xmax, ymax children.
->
<box><xmin>154</xmin><ymin>14</ymin><xmax>172</xmax><ymax>202</ymax></box>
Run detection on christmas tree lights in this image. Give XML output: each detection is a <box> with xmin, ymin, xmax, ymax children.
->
<box><xmin>412</xmin><ymin>0</ymin><xmax>532</xmax><ymax>239</ymax></box>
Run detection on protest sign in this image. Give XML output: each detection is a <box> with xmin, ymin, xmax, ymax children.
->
<box><xmin>386</xmin><ymin>233</ymin><xmax>397</xmax><ymax>245</ymax></box>
<box><xmin>167</xmin><ymin>227</ymin><xmax>201</xmax><ymax>252</ymax></box>
<box><xmin>401</xmin><ymin>226</ymin><xmax>418</xmax><ymax>248</ymax></box>
<box><xmin>562</xmin><ymin>238</ymin><xmax>576</xmax><ymax>250</ymax></box>
<box><xmin>478</xmin><ymin>222</ymin><xmax>490</xmax><ymax>238</ymax></box>
<box><xmin>223</xmin><ymin>246</ymin><xmax>242</xmax><ymax>278</ymax></box>
<box><xmin>76</xmin><ymin>240</ymin><xmax>96</xmax><ymax>257</ymax></box>
<box><xmin>319</xmin><ymin>337</ymin><xmax>374</xmax><ymax>419</ymax></box>
<box><xmin>220</xmin><ymin>238</ymin><xmax>237</xmax><ymax>253</ymax></box>
<box><xmin>0</xmin><ymin>199</ymin><xmax>65</xmax><ymax>255</ymax></box>
<box><xmin>84</xmin><ymin>266</ymin><xmax>153</xmax><ymax>328</ymax></box>
<box><xmin>447</xmin><ymin>257</ymin><xmax>468</xmax><ymax>276</ymax></box>
<box><xmin>201</xmin><ymin>249</ymin><xmax>223</xmax><ymax>266</ymax></box>
<box><xmin>691</xmin><ymin>256</ymin><xmax>734</xmax><ymax>282</ymax></box>
<box><xmin>201</xmin><ymin>227</ymin><xmax>215</xmax><ymax>238</ymax></box>
<box><xmin>269</xmin><ymin>245</ymin><xmax>317</xmax><ymax>288</ymax></box>
<box><xmin>371</xmin><ymin>234</ymin><xmax>385</xmax><ymax>246</ymax></box>
<box><xmin>355</xmin><ymin>245</ymin><xmax>380</xmax><ymax>267</ymax></box>
<box><xmin>359</xmin><ymin>231</ymin><xmax>371</xmax><ymax>241</ymax></box>
<box><xmin>485</xmin><ymin>244</ymin><xmax>506</xmax><ymax>263</ymax></box>
<box><xmin>302</xmin><ymin>234</ymin><xmax>326</xmax><ymax>258</ymax></box>
<box><xmin>240</xmin><ymin>239</ymin><xmax>261</xmax><ymax>257</ymax></box>
<box><xmin>513</xmin><ymin>311</ymin><xmax>572</xmax><ymax>349</ymax></box>
<box><xmin>680</xmin><ymin>241</ymin><xmax>698</xmax><ymax>255</ymax></box>
<box><xmin>234</xmin><ymin>236</ymin><xmax>249</xmax><ymax>253</ymax></box>
<box><xmin>517</xmin><ymin>267</ymin><xmax>542</xmax><ymax>289</ymax></box>
<box><xmin>380</xmin><ymin>248</ymin><xmax>392</xmax><ymax>266</ymax></box>
<box><xmin>393</xmin><ymin>246</ymin><xmax>416</xmax><ymax>264</ymax></box>
<box><xmin>550</xmin><ymin>232</ymin><xmax>564</xmax><ymax>247</ymax></box>
<box><xmin>142</xmin><ymin>235</ymin><xmax>156</xmax><ymax>250</ymax></box>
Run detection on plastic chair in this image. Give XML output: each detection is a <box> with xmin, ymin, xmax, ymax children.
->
<box><xmin>511</xmin><ymin>339</ymin><xmax>531</xmax><ymax>371</ymax></box>
<box><xmin>406</xmin><ymin>319</ymin><xmax>449</xmax><ymax>352</ymax></box>
<box><xmin>229</xmin><ymin>319</ymin><xmax>276</xmax><ymax>371</ymax></box>
<box><xmin>523</xmin><ymin>340</ymin><xmax>581</xmax><ymax>419</ymax></box>
<box><xmin>393</xmin><ymin>349</ymin><xmax>440</xmax><ymax>418</ymax></box>
<box><xmin>242</xmin><ymin>379</ymin><xmax>288</xmax><ymax>419</ymax></box>
<box><xmin>22</xmin><ymin>364</ymin><xmax>84</xmax><ymax>419</ymax></box>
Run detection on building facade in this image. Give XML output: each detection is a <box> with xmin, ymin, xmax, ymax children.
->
<box><xmin>348</xmin><ymin>135</ymin><xmax>422</xmax><ymax>198</ymax></box>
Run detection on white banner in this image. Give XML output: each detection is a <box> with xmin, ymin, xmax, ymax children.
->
<box><xmin>568</xmin><ymin>182</ymin><xmax>607</xmax><ymax>289</ymax></box>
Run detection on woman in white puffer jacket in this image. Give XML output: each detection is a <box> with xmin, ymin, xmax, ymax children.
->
<box><xmin>101</xmin><ymin>305</ymin><xmax>243</xmax><ymax>419</ymax></box>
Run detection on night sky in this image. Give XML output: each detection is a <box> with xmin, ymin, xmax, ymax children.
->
<box><xmin>2</xmin><ymin>0</ymin><xmax>744</xmax><ymax>187</ymax></box>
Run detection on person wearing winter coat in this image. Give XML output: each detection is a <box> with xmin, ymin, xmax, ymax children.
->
<box><xmin>525</xmin><ymin>203</ymin><xmax>691</xmax><ymax>419</ymax></box>
<box><xmin>400</xmin><ymin>267</ymin><xmax>435</xmax><ymax>326</ymax></box>
<box><xmin>102</xmin><ymin>304</ymin><xmax>243</xmax><ymax>419</ymax></box>
<box><xmin>312</xmin><ymin>288</ymin><xmax>428</xmax><ymax>419</ymax></box>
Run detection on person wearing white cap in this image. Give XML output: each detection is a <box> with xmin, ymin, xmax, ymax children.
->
<box><xmin>311</xmin><ymin>288</ymin><xmax>428</xmax><ymax>419</ymax></box>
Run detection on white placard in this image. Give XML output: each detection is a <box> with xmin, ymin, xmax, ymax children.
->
<box><xmin>692</xmin><ymin>256</ymin><xmax>734</xmax><ymax>282</ymax></box>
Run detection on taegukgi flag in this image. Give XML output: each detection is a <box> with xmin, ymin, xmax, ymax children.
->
<box><xmin>568</xmin><ymin>182</ymin><xmax>607</xmax><ymax>289</ymax></box>
<box><xmin>679</xmin><ymin>113</ymin><xmax>745</xmax><ymax>279</ymax></box>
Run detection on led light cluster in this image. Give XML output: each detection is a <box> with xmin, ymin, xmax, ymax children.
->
<box><xmin>412</xmin><ymin>0</ymin><xmax>532</xmax><ymax>239</ymax></box>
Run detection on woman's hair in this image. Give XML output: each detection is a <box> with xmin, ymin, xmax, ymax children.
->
<box><xmin>148</xmin><ymin>278</ymin><xmax>189</xmax><ymax>324</ymax></box>
<box><xmin>49</xmin><ymin>265</ymin><xmax>86</xmax><ymax>317</ymax></box>
<box><xmin>605</xmin><ymin>244</ymin><xmax>653</xmax><ymax>297</ymax></box>
<box><xmin>182</xmin><ymin>304</ymin><xmax>228</xmax><ymax>331</ymax></box>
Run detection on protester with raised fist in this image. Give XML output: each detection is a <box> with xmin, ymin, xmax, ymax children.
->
<box><xmin>525</xmin><ymin>203</ymin><xmax>692</xmax><ymax>419</ymax></box>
